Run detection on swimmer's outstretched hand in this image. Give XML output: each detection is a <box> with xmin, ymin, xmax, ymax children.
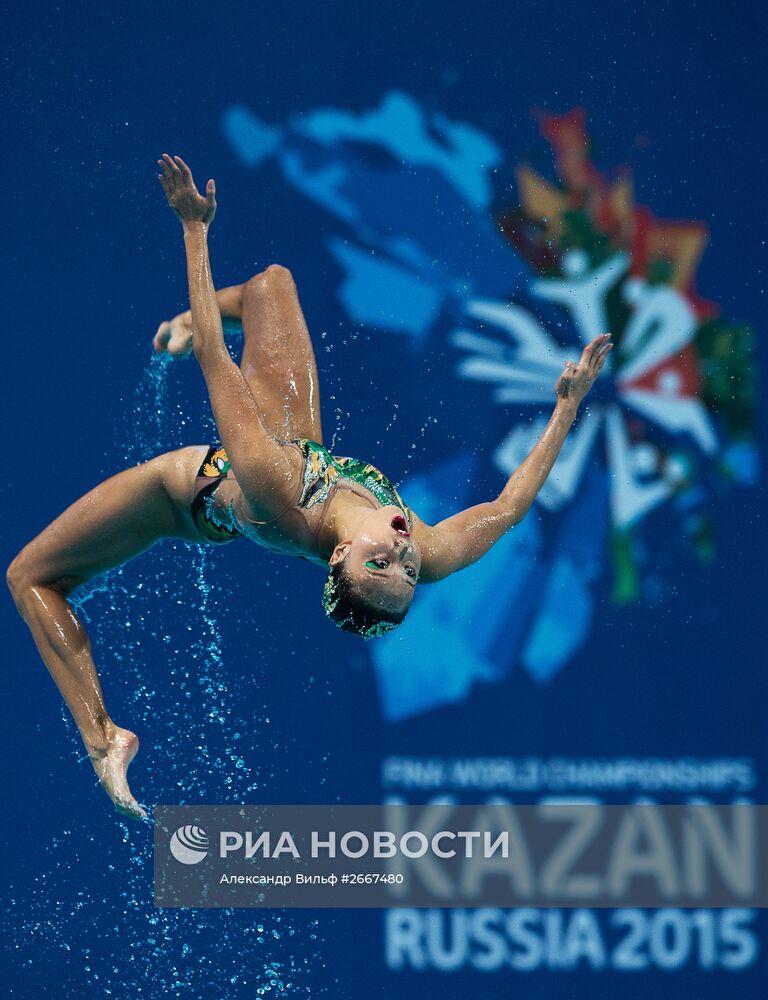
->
<box><xmin>157</xmin><ymin>153</ymin><xmax>216</xmax><ymax>227</ymax></box>
<box><xmin>555</xmin><ymin>333</ymin><xmax>612</xmax><ymax>406</ymax></box>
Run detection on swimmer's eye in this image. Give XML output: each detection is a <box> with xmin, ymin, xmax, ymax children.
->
<box><xmin>365</xmin><ymin>559</ymin><xmax>389</xmax><ymax>570</ymax></box>
<box><xmin>404</xmin><ymin>565</ymin><xmax>417</xmax><ymax>579</ymax></box>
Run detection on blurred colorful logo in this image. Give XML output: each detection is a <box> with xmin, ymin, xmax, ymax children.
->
<box><xmin>223</xmin><ymin>96</ymin><xmax>757</xmax><ymax>721</ymax></box>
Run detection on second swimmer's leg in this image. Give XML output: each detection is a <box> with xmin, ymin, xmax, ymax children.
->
<box><xmin>239</xmin><ymin>265</ymin><xmax>324</xmax><ymax>443</ymax></box>
<box><xmin>7</xmin><ymin>447</ymin><xmax>206</xmax><ymax>820</ymax></box>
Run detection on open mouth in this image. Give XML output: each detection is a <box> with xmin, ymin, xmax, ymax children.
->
<box><xmin>391</xmin><ymin>514</ymin><xmax>410</xmax><ymax>537</ymax></box>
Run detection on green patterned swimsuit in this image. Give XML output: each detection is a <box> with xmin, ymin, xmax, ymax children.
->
<box><xmin>191</xmin><ymin>438</ymin><xmax>410</xmax><ymax>546</ymax></box>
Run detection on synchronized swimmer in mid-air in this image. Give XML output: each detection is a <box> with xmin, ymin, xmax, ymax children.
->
<box><xmin>8</xmin><ymin>155</ymin><xmax>612</xmax><ymax>819</ymax></box>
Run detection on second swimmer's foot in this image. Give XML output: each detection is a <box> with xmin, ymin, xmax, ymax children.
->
<box><xmin>153</xmin><ymin>315</ymin><xmax>193</xmax><ymax>359</ymax></box>
<box><xmin>89</xmin><ymin>726</ymin><xmax>147</xmax><ymax>821</ymax></box>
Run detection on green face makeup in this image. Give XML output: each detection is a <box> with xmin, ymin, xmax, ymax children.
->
<box><xmin>365</xmin><ymin>559</ymin><xmax>388</xmax><ymax>570</ymax></box>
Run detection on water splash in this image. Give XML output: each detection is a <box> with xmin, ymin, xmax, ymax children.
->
<box><xmin>6</xmin><ymin>352</ymin><xmax>329</xmax><ymax>997</ymax></box>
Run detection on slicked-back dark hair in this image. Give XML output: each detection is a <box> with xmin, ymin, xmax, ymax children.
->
<box><xmin>322</xmin><ymin>561</ymin><xmax>408</xmax><ymax>639</ymax></box>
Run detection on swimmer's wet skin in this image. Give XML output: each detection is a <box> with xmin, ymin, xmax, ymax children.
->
<box><xmin>6</xmin><ymin>152</ymin><xmax>612</xmax><ymax>819</ymax></box>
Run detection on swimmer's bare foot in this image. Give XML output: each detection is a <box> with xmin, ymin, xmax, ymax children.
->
<box><xmin>88</xmin><ymin>725</ymin><xmax>147</xmax><ymax>820</ymax></box>
<box><xmin>153</xmin><ymin>310</ymin><xmax>193</xmax><ymax>359</ymax></box>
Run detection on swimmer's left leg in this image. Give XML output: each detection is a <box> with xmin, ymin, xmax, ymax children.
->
<box><xmin>155</xmin><ymin>267</ymin><xmax>324</xmax><ymax>443</ymax></box>
<box><xmin>7</xmin><ymin>447</ymin><xmax>206</xmax><ymax>820</ymax></box>
<box><xmin>238</xmin><ymin>265</ymin><xmax>324</xmax><ymax>442</ymax></box>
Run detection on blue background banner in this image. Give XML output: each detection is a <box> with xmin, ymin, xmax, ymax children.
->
<box><xmin>3</xmin><ymin>1</ymin><xmax>765</xmax><ymax>996</ymax></box>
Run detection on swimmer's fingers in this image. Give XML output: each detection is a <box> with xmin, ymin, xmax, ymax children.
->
<box><xmin>555</xmin><ymin>335</ymin><xmax>612</xmax><ymax>401</ymax></box>
<box><xmin>589</xmin><ymin>335</ymin><xmax>613</xmax><ymax>372</ymax></box>
<box><xmin>157</xmin><ymin>154</ymin><xmax>216</xmax><ymax>225</ymax></box>
<box><xmin>580</xmin><ymin>337</ymin><xmax>612</xmax><ymax>384</ymax></box>
<box><xmin>158</xmin><ymin>155</ymin><xmax>178</xmax><ymax>191</ymax></box>
<box><xmin>174</xmin><ymin>156</ymin><xmax>210</xmax><ymax>207</ymax></box>
<box><xmin>593</xmin><ymin>341</ymin><xmax>613</xmax><ymax>373</ymax></box>
<box><xmin>157</xmin><ymin>157</ymin><xmax>179</xmax><ymax>201</ymax></box>
<box><xmin>174</xmin><ymin>158</ymin><xmax>215</xmax><ymax>215</ymax></box>
<box><xmin>173</xmin><ymin>156</ymin><xmax>194</xmax><ymax>185</ymax></box>
<box><xmin>157</xmin><ymin>174</ymin><xmax>180</xmax><ymax>218</ymax></box>
<box><xmin>580</xmin><ymin>333</ymin><xmax>611</xmax><ymax>369</ymax></box>
<box><xmin>162</xmin><ymin>153</ymin><xmax>181</xmax><ymax>179</ymax></box>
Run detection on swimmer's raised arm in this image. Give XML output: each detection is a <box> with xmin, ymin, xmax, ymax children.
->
<box><xmin>414</xmin><ymin>334</ymin><xmax>612</xmax><ymax>583</ymax></box>
<box><xmin>158</xmin><ymin>154</ymin><xmax>297</xmax><ymax>519</ymax></box>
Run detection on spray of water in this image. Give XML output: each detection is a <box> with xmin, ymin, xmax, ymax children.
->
<box><xmin>6</xmin><ymin>352</ymin><xmax>330</xmax><ymax>997</ymax></box>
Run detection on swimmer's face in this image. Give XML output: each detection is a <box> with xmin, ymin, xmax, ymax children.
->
<box><xmin>330</xmin><ymin>507</ymin><xmax>421</xmax><ymax>615</ymax></box>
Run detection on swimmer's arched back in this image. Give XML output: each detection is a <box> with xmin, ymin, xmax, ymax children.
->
<box><xmin>7</xmin><ymin>155</ymin><xmax>612</xmax><ymax>818</ymax></box>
